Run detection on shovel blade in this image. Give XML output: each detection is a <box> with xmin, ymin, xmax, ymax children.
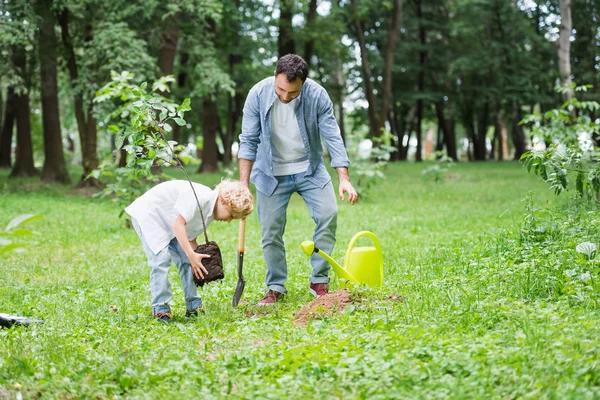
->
<box><xmin>232</xmin><ymin>279</ymin><xmax>245</xmax><ymax>307</ymax></box>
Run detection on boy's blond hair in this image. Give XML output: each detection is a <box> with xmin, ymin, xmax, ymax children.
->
<box><xmin>215</xmin><ymin>179</ymin><xmax>254</xmax><ymax>219</ymax></box>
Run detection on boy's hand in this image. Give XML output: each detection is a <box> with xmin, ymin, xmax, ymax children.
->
<box><xmin>189</xmin><ymin>252</ymin><xmax>210</xmax><ymax>280</ymax></box>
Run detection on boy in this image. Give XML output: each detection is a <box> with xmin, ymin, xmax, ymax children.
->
<box><xmin>126</xmin><ymin>179</ymin><xmax>253</xmax><ymax>322</ymax></box>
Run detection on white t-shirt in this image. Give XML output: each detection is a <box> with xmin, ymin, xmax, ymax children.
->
<box><xmin>271</xmin><ymin>97</ymin><xmax>309</xmax><ymax>176</ymax></box>
<box><xmin>125</xmin><ymin>180</ymin><xmax>217</xmax><ymax>255</ymax></box>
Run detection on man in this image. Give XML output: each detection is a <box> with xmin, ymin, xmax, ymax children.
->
<box><xmin>238</xmin><ymin>54</ymin><xmax>358</xmax><ymax>305</ymax></box>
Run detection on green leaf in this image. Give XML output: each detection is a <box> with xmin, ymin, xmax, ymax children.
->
<box><xmin>0</xmin><ymin>243</ymin><xmax>28</xmax><ymax>255</ymax></box>
<box><xmin>177</xmin><ymin>98</ymin><xmax>191</xmax><ymax>114</ymax></box>
<box><xmin>108</xmin><ymin>125</ymin><xmax>119</xmax><ymax>134</ymax></box>
<box><xmin>5</xmin><ymin>214</ymin><xmax>43</xmax><ymax>232</ymax></box>
<box><xmin>115</xmin><ymin>134</ymin><xmax>125</xmax><ymax>150</ymax></box>
<box><xmin>173</xmin><ymin>118</ymin><xmax>186</xmax><ymax>126</ymax></box>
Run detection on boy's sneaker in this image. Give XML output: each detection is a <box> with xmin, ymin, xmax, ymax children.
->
<box><xmin>154</xmin><ymin>312</ymin><xmax>173</xmax><ymax>323</ymax></box>
<box><xmin>185</xmin><ymin>307</ymin><xmax>205</xmax><ymax>317</ymax></box>
<box><xmin>309</xmin><ymin>283</ymin><xmax>329</xmax><ymax>297</ymax></box>
<box><xmin>257</xmin><ymin>290</ymin><xmax>284</xmax><ymax>306</ymax></box>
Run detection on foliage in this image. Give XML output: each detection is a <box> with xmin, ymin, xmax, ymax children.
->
<box><xmin>346</xmin><ymin>130</ymin><xmax>395</xmax><ymax>199</ymax></box>
<box><xmin>421</xmin><ymin>152</ymin><xmax>456</xmax><ymax>182</ymax></box>
<box><xmin>521</xmin><ymin>84</ymin><xmax>600</xmax><ymax>197</ymax></box>
<box><xmin>94</xmin><ymin>71</ymin><xmax>192</xmax><ymax>175</ymax></box>
<box><xmin>90</xmin><ymin>162</ymin><xmax>169</xmax><ymax>221</ymax></box>
<box><xmin>0</xmin><ymin>214</ymin><xmax>43</xmax><ymax>256</ymax></box>
<box><xmin>6</xmin><ymin>163</ymin><xmax>600</xmax><ymax>397</ymax></box>
<box><xmin>91</xmin><ymin>71</ymin><xmax>195</xmax><ymax>215</ymax></box>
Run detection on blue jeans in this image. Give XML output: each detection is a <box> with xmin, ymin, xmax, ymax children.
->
<box><xmin>256</xmin><ymin>173</ymin><xmax>338</xmax><ymax>294</ymax></box>
<box><xmin>131</xmin><ymin>218</ymin><xmax>203</xmax><ymax>315</ymax></box>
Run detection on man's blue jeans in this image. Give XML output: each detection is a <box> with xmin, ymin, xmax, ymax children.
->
<box><xmin>256</xmin><ymin>173</ymin><xmax>338</xmax><ymax>294</ymax></box>
<box><xmin>131</xmin><ymin>218</ymin><xmax>203</xmax><ymax>315</ymax></box>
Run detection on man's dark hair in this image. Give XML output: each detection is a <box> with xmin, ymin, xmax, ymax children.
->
<box><xmin>275</xmin><ymin>54</ymin><xmax>308</xmax><ymax>82</ymax></box>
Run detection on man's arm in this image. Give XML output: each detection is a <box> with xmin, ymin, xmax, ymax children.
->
<box><xmin>239</xmin><ymin>158</ymin><xmax>254</xmax><ymax>187</ymax></box>
<box><xmin>336</xmin><ymin>167</ymin><xmax>358</xmax><ymax>205</ymax></box>
<box><xmin>238</xmin><ymin>87</ymin><xmax>261</xmax><ymax>173</ymax></box>
<box><xmin>173</xmin><ymin>215</ymin><xmax>208</xmax><ymax>279</ymax></box>
<box><xmin>317</xmin><ymin>90</ymin><xmax>350</xmax><ymax>169</ymax></box>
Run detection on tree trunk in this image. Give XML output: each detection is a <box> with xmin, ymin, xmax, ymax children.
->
<box><xmin>225</xmin><ymin>91</ymin><xmax>243</xmax><ymax>166</ymax></box>
<box><xmin>10</xmin><ymin>92</ymin><xmax>39</xmax><ymax>178</ymax></box>
<box><xmin>332</xmin><ymin>48</ymin><xmax>346</xmax><ymax>143</ymax></box>
<box><xmin>198</xmin><ymin>98</ymin><xmax>220</xmax><ymax>173</ymax></box>
<box><xmin>351</xmin><ymin>0</ymin><xmax>378</xmax><ymax>138</ymax></box>
<box><xmin>278</xmin><ymin>0</ymin><xmax>296</xmax><ymax>57</ymax></box>
<box><xmin>303</xmin><ymin>0</ymin><xmax>318</xmax><ymax>68</ymax></box>
<box><xmin>558</xmin><ymin>0</ymin><xmax>573</xmax><ymax>101</ymax></box>
<box><xmin>37</xmin><ymin>0</ymin><xmax>71</xmax><ymax>183</ymax></box>
<box><xmin>377</xmin><ymin>0</ymin><xmax>403</xmax><ymax>137</ymax></box>
<box><xmin>173</xmin><ymin>51</ymin><xmax>189</xmax><ymax>145</ymax></box>
<box><xmin>511</xmin><ymin>100</ymin><xmax>526</xmax><ymax>160</ymax></box>
<box><xmin>434</xmin><ymin>101</ymin><xmax>457</xmax><ymax>161</ymax></box>
<box><xmin>0</xmin><ymin>87</ymin><xmax>16</xmax><ymax>168</ymax></box>
<box><xmin>58</xmin><ymin>10</ymin><xmax>100</xmax><ymax>187</ymax></box>
<box><xmin>415</xmin><ymin>99</ymin><xmax>423</xmax><ymax>162</ymax></box>
<box><xmin>465</xmin><ymin>116</ymin><xmax>476</xmax><ymax>162</ymax></box>
<box><xmin>474</xmin><ymin>102</ymin><xmax>489</xmax><ymax>160</ymax></box>
<box><xmin>352</xmin><ymin>0</ymin><xmax>403</xmax><ymax>138</ymax></box>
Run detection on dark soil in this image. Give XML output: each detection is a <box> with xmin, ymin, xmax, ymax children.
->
<box><xmin>193</xmin><ymin>241</ymin><xmax>224</xmax><ymax>286</ymax></box>
<box><xmin>294</xmin><ymin>290</ymin><xmax>354</xmax><ymax>327</ymax></box>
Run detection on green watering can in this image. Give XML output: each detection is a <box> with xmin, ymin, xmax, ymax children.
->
<box><xmin>301</xmin><ymin>231</ymin><xmax>384</xmax><ymax>289</ymax></box>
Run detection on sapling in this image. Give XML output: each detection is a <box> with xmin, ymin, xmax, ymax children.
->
<box><xmin>94</xmin><ymin>71</ymin><xmax>224</xmax><ymax>286</ymax></box>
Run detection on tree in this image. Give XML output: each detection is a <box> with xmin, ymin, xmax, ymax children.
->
<box><xmin>35</xmin><ymin>0</ymin><xmax>71</xmax><ymax>183</ymax></box>
<box><xmin>57</xmin><ymin>2</ymin><xmax>155</xmax><ymax>186</ymax></box>
<box><xmin>0</xmin><ymin>88</ymin><xmax>16</xmax><ymax>168</ymax></box>
<box><xmin>351</xmin><ymin>0</ymin><xmax>403</xmax><ymax>138</ymax></box>
<box><xmin>558</xmin><ymin>0</ymin><xmax>573</xmax><ymax>101</ymax></box>
<box><xmin>278</xmin><ymin>0</ymin><xmax>296</xmax><ymax>57</ymax></box>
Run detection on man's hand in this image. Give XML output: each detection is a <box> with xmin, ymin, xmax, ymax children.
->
<box><xmin>339</xmin><ymin>180</ymin><xmax>358</xmax><ymax>205</ymax></box>
<box><xmin>336</xmin><ymin>167</ymin><xmax>358</xmax><ymax>205</ymax></box>
<box><xmin>189</xmin><ymin>252</ymin><xmax>210</xmax><ymax>280</ymax></box>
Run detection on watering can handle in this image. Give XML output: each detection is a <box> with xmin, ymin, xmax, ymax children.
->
<box><xmin>344</xmin><ymin>231</ymin><xmax>383</xmax><ymax>284</ymax></box>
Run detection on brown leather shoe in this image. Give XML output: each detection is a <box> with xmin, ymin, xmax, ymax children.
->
<box><xmin>309</xmin><ymin>283</ymin><xmax>329</xmax><ymax>297</ymax></box>
<box><xmin>257</xmin><ymin>290</ymin><xmax>284</xmax><ymax>306</ymax></box>
<box><xmin>154</xmin><ymin>312</ymin><xmax>173</xmax><ymax>323</ymax></box>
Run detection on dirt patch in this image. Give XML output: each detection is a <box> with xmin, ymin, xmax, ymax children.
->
<box><xmin>193</xmin><ymin>241</ymin><xmax>224</xmax><ymax>286</ymax></box>
<box><xmin>385</xmin><ymin>293</ymin><xmax>404</xmax><ymax>302</ymax></box>
<box><xmin>295</xmin><ymin>290</ymin><xmax>354</xmax><ymax>327</ymax></box>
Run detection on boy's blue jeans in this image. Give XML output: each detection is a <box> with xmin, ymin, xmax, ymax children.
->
<box><xmin>256</xmin><ymin>173</ymin><xmax>338</xmax><ymax>294</ymax></box>
<box><xmin>131</xmin><ymin>218</ymin><xmax>203</xmax><ymax>315</ymax></box>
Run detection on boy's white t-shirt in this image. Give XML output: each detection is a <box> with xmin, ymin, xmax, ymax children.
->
<box><xmin>125</xmin><ymin>180</ymin><xmax>217</xmax><ymax>255</ymax></box>
<box><xmin>271</xmin><ymin>97</ymin><xmax>309</xmax><ymax>176</ymax></box>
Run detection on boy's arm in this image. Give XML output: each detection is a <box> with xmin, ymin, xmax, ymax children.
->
<box><xmin>173</xmin><ymin>215</ymin><xmax>209</xmax><ymax>279</ymax></box>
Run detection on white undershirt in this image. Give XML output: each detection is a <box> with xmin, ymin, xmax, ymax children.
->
<box><xmin>271</xmin><ymin>97</ymin><xmax>309</xmax><ymax>176</ymax></box>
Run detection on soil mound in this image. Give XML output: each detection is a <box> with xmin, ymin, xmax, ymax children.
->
<box><xmin>295</xmin><ymin>290</ymin><xmax>353</xmax><ymax>327</ymax></box>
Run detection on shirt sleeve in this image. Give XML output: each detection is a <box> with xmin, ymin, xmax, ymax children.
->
<box><xmin>317</xmin><ymin>89</ymin><xmax>350</xmax><ymax>169</ymax></box>
<box><xmin>238</xmin><ymin>86</ymin><xmax>262</xmax><ymax>161</ymax></box>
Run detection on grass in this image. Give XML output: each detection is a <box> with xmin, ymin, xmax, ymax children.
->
<box><xmin>1</xmin><ymin>161</ymin><xmax>600</xmax><ymax>398</ymax></box>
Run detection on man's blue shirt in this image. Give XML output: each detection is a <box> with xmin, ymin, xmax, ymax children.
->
<box><xmin>238</xmin><ymin>76</ymin><xmax>350</xmax><ymax>196</ymax></box>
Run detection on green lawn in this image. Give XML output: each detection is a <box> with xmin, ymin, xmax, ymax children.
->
<box><xmin>2</xmin><ymin>162</ymin><xmax>600</xmax><ymax>399</ymax></box>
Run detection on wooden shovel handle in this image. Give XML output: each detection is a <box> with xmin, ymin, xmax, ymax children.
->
<box><xmin>238</xmin><ymin>219</ymin><xmax>246</xmax><ymax>253</ymax></box>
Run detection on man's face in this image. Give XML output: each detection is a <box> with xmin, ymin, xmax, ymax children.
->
<box><xmin>274</xmin><ymin>74</ymin><xmax>303</xmax><ymax>104</ymax></box>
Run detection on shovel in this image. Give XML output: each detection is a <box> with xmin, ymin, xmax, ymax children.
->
<box><xmin>0</xmin><ymin>313</ymin><xmax>43</xmax><ymax>328</ymax></box>
<box><xmin>232</xmin><ymin>219</ymin><xmax>246</xmax><ymax>307</ymax></box>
